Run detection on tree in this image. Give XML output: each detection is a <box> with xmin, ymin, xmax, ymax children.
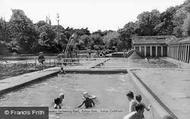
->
<box><xmin>103</xmin><ymin>31</ymin><xmax>119</xmax><ymax>49</ymax></box>
<box><xmin>0</xmin><ymin>41</ymin><xmax>9</xmax><ymax>55</ymax></box>
<box><xmin>54</xmin><ymin>33</ymin><xmax>68</xmax><ymax>52</ymax></box>
<box><xmin>92</xmin><ymin>30</ymin><xmax>104</xmax><ymax>36</ymax></box>
<box><xmin>173</xmin><ymin>7</ymin><xmax>187</xmax><ymax>37</ymax></box>
<box><xmin>154</xmin><ymin>7</ymin><xmax>177</xmax><ymax>35</ymax></box>
<box><xmin>75</xmin><ymin>28</ymin><xmax>90</xmax><ymax>36</ymax></box>
<box><xmin>90</xmin><ymin>33</ymin><xmax>104</xmax><ymax>50</ymax></box>
<box><xmin>136</xmin><ymin>9</ymin><xmax>161</xmax><ymax>35</ymax></box>
<box><xmin>64</xmin><ymin>27</ymin><xmax>75</xmax><ymax>40</ymax></box>
<box><xmin>182</xmin><ymin>13</ymin><xmax>190</xmax><ymax>36</ymax></box>
<box><xmin>77</xmin><ymin>34</ymin><xmax>91</xmax><ymax>50</ymax></box>
<box><xmin>117</xmin><ymin>30</ymin><xmax>131</xmax><ymax>51</ymax></box>
<box><xmin>117</xmin><ymin>22</ymin><xmax>136</xmax><ymax>51</ymax></box>
<box><xmin>8</xmin><ymin>9</ymin><xmax>38</xmax><ymax>53</ymax></box>
<box><xmin>37</xmin><ymin>23</ymin><xmax>58</xmax><ymax>52</ymax></box>
<box><xmin>0</xmin><ymin>18</ymin><xmax>10</xmax><ymax>42</ymax></box>
<box><xmin>35</xmin><ymin>20</ymin><xmax>47</xmax><ymax>28</ymax></box>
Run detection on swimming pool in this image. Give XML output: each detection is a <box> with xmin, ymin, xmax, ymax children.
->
<box><xmin>97</xmin><ymin>58</ymin><xmax>177</xmax><ymax>69</ymax></box>
<box><xmin>0</xmin><ymin>73</ymin><xmax>139</xmax><ymax>119</ymax></box>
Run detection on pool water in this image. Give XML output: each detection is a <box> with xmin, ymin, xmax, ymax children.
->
<box><xmin>0</xmin><ymin>73</ymin><xmax>139</xmax><ymax>119</ymax></box>
<box><xmin>99</xmin><ymin>58</ymin><xmax>177</xmax><ymax>69</ymax></box>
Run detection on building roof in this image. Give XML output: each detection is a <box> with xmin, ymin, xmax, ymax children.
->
<box><xmin>132</xmin><ymin>35</ymin><xmax>177</xmax><ymax>45</ymax></box>
<box><xmin>167</xmin><ymin>37</ymin><xmax>190</xmax><ymax>45</ymax></box>
<box><xmin>179</xmin><ymin>38</ymin><xmax>190</xmax><ymax>44</ymax></box>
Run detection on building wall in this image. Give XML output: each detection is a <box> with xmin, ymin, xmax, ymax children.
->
<box><xmin>168</xmin><ymin>44</ymin><xmax>190</xmax><ymax>63</ymax></box>
<box><xmin>132</xmin><ymin>36</ymin><xmax>190</xmax><ymax>64</ymax></box>
<box><xmin>134</xmin><ymin>44</ymin><xmax>167</xmax><ymax>57</ymax></box>
<box><xmin>163</xmin><ymin>46</ymin><xmax>167</xmax><ymax>57</ymax></box>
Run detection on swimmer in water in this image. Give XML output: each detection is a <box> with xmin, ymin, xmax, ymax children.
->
<box><xmin>54</xmin><ymin>93</ymin><xmax>64</xmax><ymax>109</ymax></box>
<box><xmin>77</xmin><ymin>92</ymin><xmax>95</xmax><ymax>109</ymax></box>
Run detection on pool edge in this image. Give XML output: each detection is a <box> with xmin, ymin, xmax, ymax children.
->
<box><xmin>128</xmin><ymin>69</ymin><xmax>178</xmax><ymax>119</ymax></box>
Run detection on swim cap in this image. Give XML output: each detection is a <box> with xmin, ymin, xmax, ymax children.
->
<box><xmin>59</xmin><ymin>93</ymin><xmax>64</xmax><ymax>99</ymax></box>
<box><xmin>83</xmin><ymin>92</ymin><xmax>89</xmax><ymax>98</ymax></box>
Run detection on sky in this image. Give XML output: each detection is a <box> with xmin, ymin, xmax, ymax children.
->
<box><xmin>0</xmin><ymin>0</ymin><xmax>185</xmax><ymax>32</ymax></box>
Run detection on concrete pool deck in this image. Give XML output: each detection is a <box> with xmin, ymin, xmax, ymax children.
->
<box><xmin>128</xmin><ymin>58</ymin><xmax>190</xmax><ymax>119</ymax></box>
<box><xmin>0</xmin><ymin>58</ymin><xmax>109</xmax><ymax>95</ymax></box>
<box><xmin>130</xmin><ymin>68</ymin><xmax>190</xmax><ymax>119</ymax></box>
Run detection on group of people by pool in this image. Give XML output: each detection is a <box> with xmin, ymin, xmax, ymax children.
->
<box><xmin>53</xmin><ymin>90</ymin><xmax>152</xmax><ymax>119</ymax></box>
<box><xmin>124</xmin><ymin>91</ymin><xmax>151</xmax><ymax>119</ymax></box>
<box><xmin>123</xmin><ymin>91</ymin><xmax>173</xmax><ymax>119</ymax></box>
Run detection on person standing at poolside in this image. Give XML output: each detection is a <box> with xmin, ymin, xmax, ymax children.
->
<box><xmin>123</xmin><ymin>104</ymin><xmax>145</xmax><ymax>119</ymax></box>
<box><xmin>126</xmin><ymin>91</ymin><xmax>138</xmax><ymax>112</ymax></box>
<box><xmin>38</xmin><ymin>52</ymin><xmax>45</xmax><ymax>65</ymax></box>
<box><xmin>135</xmin><ymin>95</ymin><xmax>151</xmax><ymax>119</ymax></box>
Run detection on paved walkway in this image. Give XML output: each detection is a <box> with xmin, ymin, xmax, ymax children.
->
<box><xmin>0</xmin><ymin>58</ymin><xmax>109</xmax><ymax>95</ymax></box>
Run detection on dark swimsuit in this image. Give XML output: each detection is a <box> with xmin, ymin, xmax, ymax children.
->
<box><xmin>83</xmin><ymin>98</ymin><xmax>95</xmax><ymax>108</ymax></box>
